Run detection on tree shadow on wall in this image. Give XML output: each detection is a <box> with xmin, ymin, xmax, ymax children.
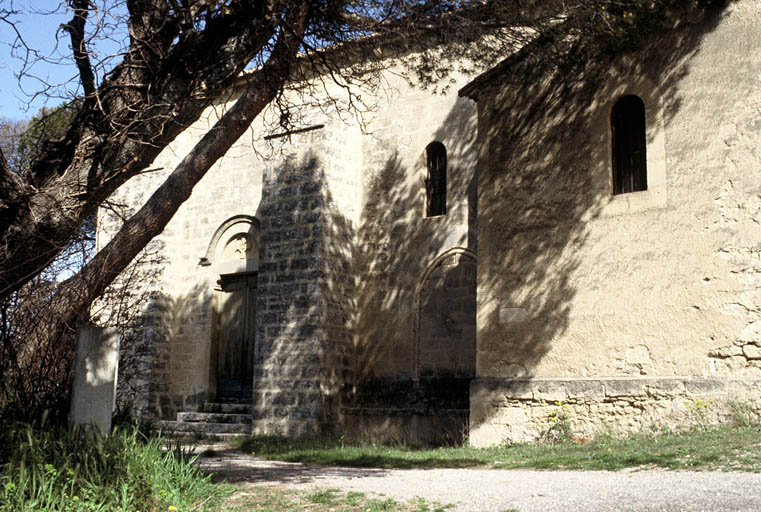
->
<box><xmin>347</xmin><ymin>97</ymin><xmax>480</xmax><ymax>440</ymax></box>
<box><xmin>254</xmin><ymin>146</ymin><xmax>474</xmax><ymax>440</ymax></box>
<box><xmin>120</xmin><ymin>280</ymin><xmax>213</xmax><ymax>420</ymax></box>
<box><xmin>252</xmin><ymin>153</ymin><xmax>356</xmax><ymax>435</ymax></box>
<box><xmin>122</xmin><ymin>5</ymin><xmax>732</xmax><ymax>437</ymax></box>
<box><xmin>467</xmin><ymin>5</ymin><xmax>731</xmax><ymax>429</ymax></box>
<box><xmin>351</xmin><ymin>81</ymin><xmax>481</xmax><ymax>383</ymax></box>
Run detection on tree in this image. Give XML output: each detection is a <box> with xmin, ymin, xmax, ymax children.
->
<box><xmin>0</xmin><ymin>107</ymin><xmax>92</xmax><ymax>421</ymax></box>
<box><xmin>0</xmin><ymin>119</ymin><xmax>28</xmax><ymax>174</ymax></box>
<box><xmin>0</xmin><ymin>1</ymin><xmax>718</xmax><ymax>349</ymax></box>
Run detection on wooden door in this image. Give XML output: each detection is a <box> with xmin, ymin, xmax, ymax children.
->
<box><xmin>217</xmin><ymin>274</ymin><xmax>256</xmax><ymax>401</ymax></box>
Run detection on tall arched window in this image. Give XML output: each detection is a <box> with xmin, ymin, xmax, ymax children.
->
<box><xmin>425</xmin><ymin>141</ymin><xmax>447</xmax><ymax>216</ymax></box>
<box><xmin>611</xmin><ymin>95</ymin><xmax>647</xmax><ymax>195</ymax></box>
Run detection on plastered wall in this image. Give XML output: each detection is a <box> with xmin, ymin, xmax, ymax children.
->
<box><xmin>467</xmin><ymin>1</ymin><xmax>761</xmax><ymax>445</ymax></box>
<box><xmin>352</xmin><ymin>68</ymin><xmax>477</xmax><ymax>382</ymax></box>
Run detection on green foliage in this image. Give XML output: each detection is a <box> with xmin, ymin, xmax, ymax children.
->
<box><xmin>306</xmin><ymin>488</ymin><xmax>342</xmax><ymax>505</ymax></box>
<box><xmin>686</xmin><ymin>398</ymin><xmax>716</xmax><ymax>430</ymax></box>
<box><xmin>728</xmin><ymin>400</ymin><xmax>760</xmax><ymax>428</ymax></box>
<box><xmin>14</xmin><ymin>100</ymin><xmax>80</xmax><ymax>175</ymax></box>
<box><xmin>541</xmin><ymin>401</ymin><xmax>574</xmax><ymax>444</ymax></box>
<box><xmin>0</xmin><ymin>421</ymin><xmax>229</xmax><ymax>512</ymax></box>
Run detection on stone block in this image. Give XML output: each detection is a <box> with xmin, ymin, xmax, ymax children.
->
<box><xmin>564</xmin><ymin>379</ymin><xmax>606</xmax><ymax>400</ymax></box>
<box><xmin>739</xmin><ymin>322</ymin><xmax>761</xmax><ymax>343</ymax></box>
<box><xmin>494</xmin><ymin>406</ymin><xmax>529</xmax><ymax>425</ymax></box>
<box><xmin>70</xmin><ymin>326</ymin><xmax>120</xmax><ymax>433</ymax></box>
<box><xmin>534</xmin><ymin>381</ymin><xmax>568</xmax><ymax>402</ymax></box>
<box><xmin>708</xmin><ymin>345</ymin><xmax>744</xmax><ymax>358</ymax></box>
<box><xmin>603</xmin><ymin>379</ymin><xmax>647</xmax><ymax>398</ymax></box>
<box><xmin>684</xmin><ymin>378</ymin><xmax>727</xmax><ymax>396</ymax></box>
<box><xmin>742</xmin><ymin>344</ymin><xmax>761</xmax><ymax>360</ymax></box>
<box><xmin>499</xmin><ymin>307</ymin><xmax>528</xmax><ymax>323</ymax></box>
<box><xmin>468</xmin><ymin>400</ymin><xmax>492</xmax><ymax>423</ymax></box>
<box><xmin>468</xmin><ymin>422</ymin><xmax>508</xmax><ymax>448</ymax></box>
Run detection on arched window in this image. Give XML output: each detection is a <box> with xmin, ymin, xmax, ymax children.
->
<box><xmin>425</xmin><ymin>142</ymin><xmax>447</xmax><ymax>216</ymax></box>
<box><xmin>611</xmin><ymin>95</ymin><xmax>647</xmax><ymax>195</ymax></box>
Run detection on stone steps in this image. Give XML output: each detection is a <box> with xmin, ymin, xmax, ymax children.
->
<box><xmin>155</xmin><ymin>402</ymin><xmax>253</xmax><ymax>438</ymax></box>
<box><xmin>177</xmin><ymin>412</ymin><xmax>252</xmax><ymax>424</ymax></box>
<box><xmin>200</xmin><ymin>402</ymin><xmax>254</xmax><ymax>414</ymax></box>
<box><xmin>155</xmin><ymin>420</ymin><xmax>252</xmax><ymax>435</ymax></box>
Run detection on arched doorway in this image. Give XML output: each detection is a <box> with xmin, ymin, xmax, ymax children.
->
<box><xmin>204</xmin><ymin>216</ymin><xmax>260</xmax><ymax>402</ymax></box>
<box><xmin>216</xmin><ymin>271</ymin><xmax>256</xmax><ymax>401</ymax></box>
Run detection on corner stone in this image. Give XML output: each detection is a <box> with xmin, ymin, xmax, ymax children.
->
<box><xmin>742</xmin><ymin>344</ymin><xmax>761</xmax><ymax>360</ymax></box>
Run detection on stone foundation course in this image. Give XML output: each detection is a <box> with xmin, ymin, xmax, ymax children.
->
<box><xmin>469</xmin><ymin>377</ymin><xmax>761</xmax><ymax>447</ymax></box>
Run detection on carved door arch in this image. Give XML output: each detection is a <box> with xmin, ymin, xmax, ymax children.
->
<box><xmin>204</xmin><ymin>216</ymin><xmax>260</xmax><ymax>402</ymax></box>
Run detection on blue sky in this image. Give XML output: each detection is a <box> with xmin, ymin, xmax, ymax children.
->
<box><xmin>0</xmin><ymin>1</ymin><xmax>124</xmax><ymax>120</ymax></box>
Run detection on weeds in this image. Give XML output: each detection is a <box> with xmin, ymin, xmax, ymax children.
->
<box><xmin>224</xmin><ymin>486</ymin><xmax>453</xmax><ymax>511</ymax></box>
<box><xmin>238</xmin><ymin>423</ymin><xmax>761</xmax><ymax>472</ymax></box>
<box><xmin>729</xmin><ymin>400</ymin><xmax>759</xmax><ymax>428</ymax></box>
<box><xmin>307</xmin><ymin>488</ymin><xmax>342</xmax><ymax>506</ymax></box>
<box><xmin>541</xmin><ymin>401</ymin><xmax>574</xmax><ymax>444</ymax></box>
<box><xmin>686</xmin><ymin>398</ymin><xmax>715</xmax><ymax>430</ymax></box>
<box><xmin>0</xmin><ymin>421</ymin><xmax>229</xmax><ymax>511</ymax></box>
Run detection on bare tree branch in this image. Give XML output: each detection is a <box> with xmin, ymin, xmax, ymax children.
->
<box><xmin>0</xmin><ymin>145</ymin><xmax>25</xmax><ymax>214</ymax></box>
<box><xmin>63</xmin><ymin>0</ymin><xmax>97</xmax><ymax>101</ymax></box>
<box><xmin>49</xmin><ymin>0</ymin><xmax>311</xmax><ymax>333</ymax></box>
<box><xmin>0</xmin><ymin>1</ymin><xmax>284</xmax><ymax>298</ymax></box>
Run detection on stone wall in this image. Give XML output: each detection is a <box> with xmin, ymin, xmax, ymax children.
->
<box><xmin>95</xmin><ymin>185</ymin><xmax>172</xmax><ymax>419</ymax></box>
<box><xmin>342</xmin><ymin>376</ymin><xmax>471</xmax><ymax>445</ymax></box>
<box><xmin>97</xmin><ymin>99</ymin><xmax>268</xmax><ymax>420</ymax></box>
<box><xmin>253</xmin><ymin>150</ymin><xmax>354</xmax><ymax>435</ymax></box>
<box><xmin>464</xmin><ymin>1</ymin><xmax>761</xmax><ymax>445</ymax></box>
<box><xmin>418</xmin><ymin>250</ymin><xmax>477</xmax><ymax>378</ymax></box>
<box><xmin>101</xmin><ymin>9</ymin><xmax>761</xmax><ymax>442</ymax></box>
<box><xmin>470</xmin><ymin>377</ymin><xmax>761</xmax><ymax>446</ymax></box>
<box><xmin>352</xmin><ymin>72</ymin><xmax>478</xmax><ymax>383</ymax></box>
<box><xmin>102</xmin><ymin>59</ymin><xmax>481</xmax><ymax>433</ymax></box>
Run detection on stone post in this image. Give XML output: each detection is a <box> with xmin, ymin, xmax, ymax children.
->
<box><xmin>70</xmin><ymin>325</ymin><xmax>120</xmax><ymax>432</ymax></box>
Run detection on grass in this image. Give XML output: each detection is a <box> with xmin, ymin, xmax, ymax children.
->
<box><xmin>6</xmin><ymin>416</ymin><xmax>759</xmax><ymax>512</ymax></box>
<box><xmin>0</xmin><ymin>420</ymin><xmax>230</xmax><ymax>512</ymax></box>
<box><xmin>236</xmin><ymin>424</ymin><xmax>761</xmax><ymax>472</ymax></box>
<box><xmin>223</xmin><ymin>486</ymin><xmax>453</xmax><ymax>511</ymax></box>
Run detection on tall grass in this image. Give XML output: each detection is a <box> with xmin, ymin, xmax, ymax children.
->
<box><xmin>0</xmin><ymin>418</ymin><xmax>228</xmax><ymax>512</ymax></box>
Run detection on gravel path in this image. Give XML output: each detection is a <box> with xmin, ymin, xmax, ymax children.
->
<box><xmin>198</xmin><ymin>447</ymin><xmax>761</xmax><ymax>511</ymax></box>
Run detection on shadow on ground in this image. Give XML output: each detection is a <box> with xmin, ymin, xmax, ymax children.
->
<box><xmin>196</xmin><ymin>446</ymin><xmax>483</xmax><ymax>485</ymax></box>
<box><xmin>198</xmin><ymin>448</ymin><xmax>392</xmax><ymax>485</ymax></box>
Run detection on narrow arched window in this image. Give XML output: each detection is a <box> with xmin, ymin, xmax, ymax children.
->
<box><xmin>425</xmin><ymin>142</ymin><xmax>447</xmax><ymax>216</ymax></box>
<box><xmin>611</xmin><ymin>95</ymin><xmax>647</xmax><ymax>195</ymax></box>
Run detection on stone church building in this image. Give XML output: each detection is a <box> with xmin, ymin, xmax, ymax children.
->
<box><xmin>102</xmin><ymin>1</ymin><xmax>761</xmax><ymax>446</ymax></box>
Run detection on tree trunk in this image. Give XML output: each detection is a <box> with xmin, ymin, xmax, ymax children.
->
<box><xmin>0</xmin><ymin>1</ymin><xmax>283</xmax><ymax>300</ymax></box>
<box><xmin>46</xmin><ymin>1</ymin><xmax>310</xmax><ymax>342</ymax></box>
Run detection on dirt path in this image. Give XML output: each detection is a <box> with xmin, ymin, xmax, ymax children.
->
<box><xmin>198</xmin><ymin>446</ymin><xmax>761</xmax><ymax>511</ymax></box>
